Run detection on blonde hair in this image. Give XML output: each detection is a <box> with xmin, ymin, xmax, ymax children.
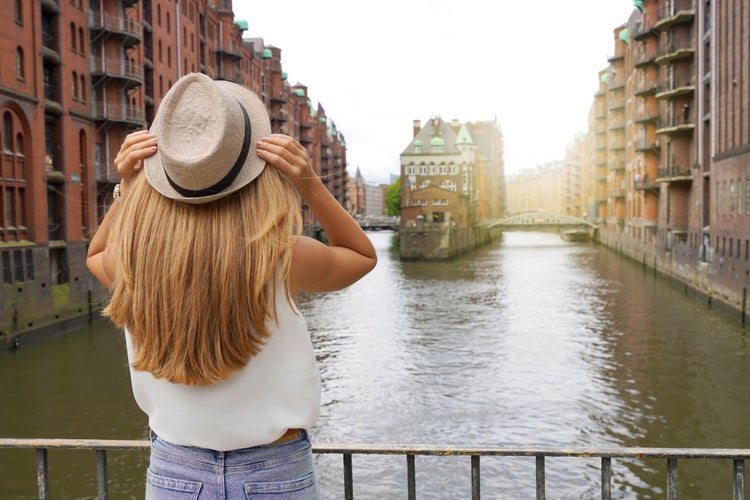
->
<box><xmin>104</xmin><ymin>169</ymin><xmax>302</xmax><ymax>385</ymax></box>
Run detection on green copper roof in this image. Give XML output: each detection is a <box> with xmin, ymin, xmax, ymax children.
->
<box><xmin>413</xmin><ymin>139</ymin><xmax>422</xmax><ymax>146</ymax></box>
<box><xmin>618</xmin><ymin>27</ymin><xmax>630</xmax><ymax>45</ymax></box>
<box><xmin>282</xmin><ymin>72</ymin><xmax>288</xmax><ymax>80</ymax></box>
<box><xmin>262</xmin><ymin>48</ymin><xmax>272</xmax><ymax>59</ymax></box>
<box><xmin>294</xmin><ymin>88</ymin><xmax>305</xmax><ymax>97</ymax></box>
<box><xmin>601</xmin><ymin>72</ymin><xmax>610</xmax><ymax>84</ymax></box>
<box><xmin>429</xmin><ymin>136</ymin><xmax>445</xmax><ymax>147</ymax></box>
<box><xmin>234</xmin><ymin>20</ymin><xmax>249</xmax><ymax>31</ymax></box>
<box><xmin>455</xmin><ymin>124</ymin><xmax>474</xmax><ymax>145</ymax></box>
<box><xmin>319</xmin><ymin>116</ymin><xmax>327</xmax><ymax>123</ymax></box>
<box><xmin>634</xmin><ymin>0</ymin><xmax>643</xmax><ymax>10</ymax></box>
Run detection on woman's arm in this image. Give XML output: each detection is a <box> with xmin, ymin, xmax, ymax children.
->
<box><xmin>86</xmin><ymin>130</ymin><xmax>157</xmax><ymax>290</ymax></box>
<box><xmin>256</xmin><ymin>134</ymin><xmax>377</xmax><ymax>295</ymax></box>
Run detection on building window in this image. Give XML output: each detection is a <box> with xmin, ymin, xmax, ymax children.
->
<box><xmin>70</xmin><ymin>23</ymin><xmax>77</xmax><ymax>52</ymax></box>
<box><xmin>2</xmin><ymin>253</ymin><xmax>10</xmax><ymax>284</ymax></box>
<box><xmin>419</xmin><ymin>165</ymin><xmax>426</xmax><ymax>175</ymax></box>
<box><xmin>14</xmin><ymin>0</ymin><xmax>22</xmax><ymax>24</ymax></box>
<box><xmin>167</xmin><ymin>12</ymin><xmax>171</xmax><ymax>34</ymax></box>
<box><xmin>72</xmin><ymin>71</ymin><xmax>78</xmax><ymax>101</ymax></box>
<box><xmin>79</xmin><ymin>27</ymin><xmax>85</xmax><ymax>56</ymax></box>
<box><xmin>79</xmin><ymin>75</ymin><xmax>86</xmax><ymax>103</ymax></box>
<box><xmin>158</xmin><ymin>40</ymin><xmax>163</xmax><ymax>62</ymax></box>
<box><xmin>16</xmin><ymin>47</ymin><xmax>24</xmax><ymax>80</ymax></box>
<box><xmin>3</xmin><ymin>113</ymin><xmax>12</xmax><ymax>152</ymax></box>
<box><xmin>1</xmin><ymin>108</ymin><xmax>29</xmax><ymax>238</ymax></box>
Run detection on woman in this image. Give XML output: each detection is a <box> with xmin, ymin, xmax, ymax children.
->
<box><xmin>86</xmin><ymin>73</ymin><xmax>376</xmax><ymax>498</ymax></box>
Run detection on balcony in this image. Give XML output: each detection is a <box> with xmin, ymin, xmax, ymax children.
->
<box><xmin>633</xmin><ymin>19</ymin><xmax>659</xmax><ymax>41</ymax></box>
<box><xmin>656</xmin><ymin>164</ymin><xmax>692</xmax><ymax>182</ymax></box>
<box><xmin>43</xmin><ymin>84</ymin><xmax>62</xmax><ymax>116</ymax></box>
<box><xmin>90</xmin><ymin>56</ymin><xmax>143</xmax><ymax>87</ymax></box>
<box><xmin>636</xmin><ymin>138</ymin><xmax>661</xmax><ymax>155</ymax></box>
<box><xmin>633</xmin><ymin>108</ymin><xmax>661</xmax><ymax>125</ymax></box>
<box><xmin>607</xmin><ymin>97</ymin><xmax>625</xmax><ymax>111</ymax></box>
<box><xmin>655</xmin><ymin>3</ymin><xmax>695</xmax><ymax>32</ymax></box>
<box><xmin>656</xmin><ymin>117</ymin><xmax>694</xmax><ymax>136</ymax></box>
<box><xmin>655</xmin><ymin>83</ymin><xmax>695</xmax><ymax>100</ymax></box>
<box><xmin>655</xmin><ymin>40</ymin><xmax>695</xmax><ymax>65</ymax></box>
<box><xmin>634</xmin><ymin>81</ymin><xmax>660</xmax><ymax>96</ymax></box>
<box><xmin>88</xmin><ymin>11</ymin><xmax>142</xmax><ymax>47</ymax></box>
<box><xmin>634</xmin><ymin>174</ymin><xmax>660</xmax><ymax>192</ymax></box>
<box><xmin>216</xmin><ymin>39</ymin><xmax>243</xmax><ymax>59</ymax></box>
<box><xmin>41</xmin><ymin>31</ymin><xmax>61</xmax><ymax>66</ymax></box>
<box><xmin>216</xmin><ymin>66</ymin><xmax>242</xmax><ymax>84</ymax></box>
<box><xmin>633</xmin><ymin>45</ymin><xmax>658</xmax><ymax>68</ymax></box>
<box><xmin>91</xmin><ymin>101</ymin><xmax>145</xmax><ymax>126</ymax></box>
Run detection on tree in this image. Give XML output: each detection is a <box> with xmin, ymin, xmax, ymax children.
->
<box><xmin>385</xmin><ymin>176</ymin><xmax>401</xmax><ymax>217</ymax></box>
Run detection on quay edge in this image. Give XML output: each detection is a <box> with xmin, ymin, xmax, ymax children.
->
<box><xmin>399</xmin><ymin>224</ymin><xmax>495</xmax><ymax>261</ymax></box>
<box><xmin>596</xmin><ymin>235</ymin><xmax>749</xmax><ymax>327</ymax></box>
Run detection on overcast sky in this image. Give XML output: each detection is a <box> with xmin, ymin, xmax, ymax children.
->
<box><xmin>233</xmin><ymin>1</ymin><xmax>637</xmax><ymax>184</ymax></box>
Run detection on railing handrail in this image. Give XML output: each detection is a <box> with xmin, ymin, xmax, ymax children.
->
<box><xmin>2</xmin><ymin>438</ymin><xmax>748</xmax><ymax>500</ymax></box>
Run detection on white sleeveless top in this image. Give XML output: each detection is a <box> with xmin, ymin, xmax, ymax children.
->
<box><xmin>124</xmin><ymin>289</ymin><xmax>321</xmax><ymax>451</ymax></box>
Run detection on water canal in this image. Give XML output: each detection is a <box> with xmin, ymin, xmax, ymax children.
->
<box><xmin>1</xmin><ymin>231</ymin><xmax>748</xmax><ymax>498</ymax></box>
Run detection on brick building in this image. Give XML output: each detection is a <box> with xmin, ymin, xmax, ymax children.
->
<box><xmin>400</xmin><ymin>117</ymin><xmax>505</xmax><ymax>229</ymax></box>
<box><xmin>0</xmin><ymin>0</ymin><xmax>348</xmax><ymax>338</ymax></box>
<box><xmin>585</xmin><ymin>0</ymin><xmax>750</xmax><ymax>317</ymax></box>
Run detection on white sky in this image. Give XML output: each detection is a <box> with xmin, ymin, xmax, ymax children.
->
<box><xmin>233</xmin><ymin>0</ymin><xmax>637</xmax><ymax>184</ymax></box>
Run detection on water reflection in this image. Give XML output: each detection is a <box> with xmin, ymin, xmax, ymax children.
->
<box><xmin>1</xmin><ymin>230</ymin><xmax>748</xmax><ymax>498</ymax></box>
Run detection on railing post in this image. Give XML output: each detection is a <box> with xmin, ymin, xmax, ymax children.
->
<box><xmin>36</xmin><ymin>448</ymin><xmax>49</xmax><ymax>500</ymax></box>
<box><xmin>343</xmin><ymin>453</ymin><xmax>353</xmax><ymax>500</ymax></box>
<box><xmin>667</xmin><ymin>458</ymin><xmax>678</xmax><ymax>500</ymax></box>
<box><xmin>601</xmin><ymin>457</ymin><xmax>612</xmax><ymax>500</ymax></box>
<box><xmin>406</xmin><ymin>454</ymin><xmax>416</xmax><ymax>500</ymax></box>
<box><xmin>471</xmin><ymin>455</ymin><xmax>480</xmax><ymax>500</ymax></box>
<box><xmin>96</xmin><ymin>449</ymin><xmax>109</xmax><ymax>500</ymax></box>
<box><xmin>536</xmin><ymin>455</ymin><xmax>545</xmax><ymax>500</ymax></box>
<box><xmin>735</xmin><ymin>459</ymin><xmax>745</xmax><ymax>500</ymax></box>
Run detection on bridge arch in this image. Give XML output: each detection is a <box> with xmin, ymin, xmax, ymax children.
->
<box><xmin>487</xmin><ymin>212</ymin><xmax>597</xmax><ymax>230</ymax></box>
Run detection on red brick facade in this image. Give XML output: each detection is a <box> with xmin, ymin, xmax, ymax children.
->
<box><xmin>0</xmin><ymin>0</ymin><xmax>348</xmax><ymax>337</ymax></box>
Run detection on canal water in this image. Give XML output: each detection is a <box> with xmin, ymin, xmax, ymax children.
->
<box><xmin>1</xmin><ymin>231</ymin><xmax>748</xmax><ymax>498</ymax></box>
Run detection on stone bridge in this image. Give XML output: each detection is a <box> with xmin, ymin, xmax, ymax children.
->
<box><xmin>486</xmin><ymin>212</ymin><xmax>597</xmax><ymax>235</ymax></box>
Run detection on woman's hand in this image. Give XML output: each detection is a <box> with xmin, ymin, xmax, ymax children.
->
<box><xmin>256</xmin><ymin>134</ymin><xmax>376</xmax><ymax>295</ymax></box>
<box><xmin>114</xmin><ymin>130</ymin><xmax>157</xmax><ymax>194</ymax></box>
<box><xmin>256</xmin><ymin>134</ymin><xmax>319</xmax><ymax>196</ymax></box>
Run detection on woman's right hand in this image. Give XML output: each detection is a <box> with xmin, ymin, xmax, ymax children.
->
<box><xmin>113</xmin><ymin>130</ymin><xmax>157</xmax><ymax>194</ymax></box>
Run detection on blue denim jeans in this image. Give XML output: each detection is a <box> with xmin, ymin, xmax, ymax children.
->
<box><xmin>146</xmin><ymin>431</ymin><xmax>319</xmax><ymax>499</ymax></box>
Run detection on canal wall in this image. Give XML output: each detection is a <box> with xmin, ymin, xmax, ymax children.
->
<box><xmin>0</xmin><ymin>243</ymin><xmax>111</xmax><ymax>352</ymax></box>
<box><xmin>399</xmin><ymin>224</ymin><xmax>493</xmax><ymax>260</ymax></box>
<box><xmin>597</xmin><ymin>232</ymin><xmax>748</xmax><ymax>325</ymax></box>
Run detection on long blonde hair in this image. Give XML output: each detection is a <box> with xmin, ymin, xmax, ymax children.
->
<box><xmin>104</xmin><ymin>168</ymin><xmax>302</xmax><ymax>385</ymax></box>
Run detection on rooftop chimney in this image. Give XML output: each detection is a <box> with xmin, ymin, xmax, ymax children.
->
<box><xmin>413</xmin><ymin>119</ymin><xmax>421</xmax><ymax>138</ymax></box>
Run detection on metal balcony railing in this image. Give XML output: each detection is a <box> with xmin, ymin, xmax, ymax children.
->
<box><xmin>89</xmin><ymin>56</ymin><xmax>143</xmax><ymax>85</ymax></box>
<box><xmin>91</xmin><ymin>101</ymin><xmax>145</xmax><ymax>125</ymax></box>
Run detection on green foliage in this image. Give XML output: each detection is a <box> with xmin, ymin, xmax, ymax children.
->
<box><xmin>385</xmin><ymin>177</ymin><xmax>401</xmax><ymax>216</ymax></box>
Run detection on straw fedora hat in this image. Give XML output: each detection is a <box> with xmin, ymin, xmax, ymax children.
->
<box><xmin>144</xmin><ymin>73</ymin><xmax>271</xmax><ymax>204</ymax></box>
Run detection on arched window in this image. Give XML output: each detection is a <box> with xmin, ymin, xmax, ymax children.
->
<box><xmin>14</xmin><ymin>0</ymin><xmax>22</xmax><ymax>24</ymax></box>
<box><xmin>79</xmin><ymin>75</ymin><xmax>86</xmax><ymax>103</ymax></box>
<box><xmin>78</xmin><ymin>27</ymin><xmax>85</xmax><ymax>56</ymax></box>
<box><xmin>2</xmin><ymin>113</ymin><xmax>12</xmax><ymax>152</ymax></box>
<box><xmin>0</xmin><ymin>106</ymin><xmax>29</xmax><ymax>240</ymax></box>
<box><xmin>72</xmin><ymin>71</ymin><xmax>78</xmax><ymax>101</ymax></box>
<box><xmin>70</xmin><ymin>23</ymin><xmax>77</xmax><ymax>52</ymax></box>
<box><xmin>15</xmin><ymin>47</ymin><xmax>24</xmax><ymax>80</ymax></box>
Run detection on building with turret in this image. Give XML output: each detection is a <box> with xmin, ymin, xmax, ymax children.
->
<box><xmin>399</xmin><ymin>116</ymin><xmax>504</xmax><ymax>259</ymax></box>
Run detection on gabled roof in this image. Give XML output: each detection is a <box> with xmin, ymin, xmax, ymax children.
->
<box><xmin>401</xmin><ymin>117</ymin><xmax>461</xmax><ymax>155</ymax></box>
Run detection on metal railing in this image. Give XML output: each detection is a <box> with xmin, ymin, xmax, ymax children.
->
<box><xmin>1</xmin><ymin>438</ymin><xmax>748</xmax><ymax>500</ymax></box>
